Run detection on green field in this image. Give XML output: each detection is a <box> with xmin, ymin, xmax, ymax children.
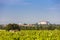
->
<box><xmin>0</xmin><ymin>30</ymin><xmax>60</xmax><ymax>40</ymax></box>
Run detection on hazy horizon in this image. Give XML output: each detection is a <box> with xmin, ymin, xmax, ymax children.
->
<box><xmin>0</xmin><ymin>0</ymin><xmax>60</xmax><ymax>24</ymax></box>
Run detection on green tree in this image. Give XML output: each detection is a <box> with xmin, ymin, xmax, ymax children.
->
<box><xmin>48</xmin><ymin>24</ymin><xmax>55</xmax><ymax>30</ymax></box>
<box><xmin>4</xmin><ymin>23</ymin><xmax>20</xmax><ymax>31</ymax></box>
<box><xmin>0</xmin><ymin>25</ymin><xmax>3</xmax><ymax>29</ymax></box>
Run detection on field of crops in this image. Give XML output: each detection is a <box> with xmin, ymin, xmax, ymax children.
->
<box><xmin>0</xmin><ymin>30</ymin><xmax>60</xmax><ymax>40</ymax></box>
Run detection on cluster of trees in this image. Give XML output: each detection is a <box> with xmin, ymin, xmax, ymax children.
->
<box><xmin>0</xmin><ymin>24</ymin><xmax>20</xmax><ymax>31</ymax></box>
<box><xmin>0</xmin><ymin>23</ymin><xmax>60</xmax><ymax>31</ymax></box>
<box><xmin>20</xmin><ymin>24</ymin><xmax>60</xmax><ymax>30</ymax></box>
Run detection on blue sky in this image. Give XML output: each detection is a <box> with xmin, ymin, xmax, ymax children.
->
<box><xmin>0</xmin><ymin>0</ymin><xmax>60</xmax><ymax>24</ymax></box>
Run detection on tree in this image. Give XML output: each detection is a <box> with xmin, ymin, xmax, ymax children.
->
<box><xmin>4</xmin><ymin>23</ymin><xmax>20</xmax><ymax>31</ymax></box>
<box><xmin>48</xmin><ymin>24</ymin><xmax>55</xmax><ymax>30</ymax></box>
<box><xmin>0</xmin><ymin>25</ymin><xmax>3</xmax><ymax>29</ymax></box>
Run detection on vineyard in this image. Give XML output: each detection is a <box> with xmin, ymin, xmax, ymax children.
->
<box><xmin>0</xmin><ymin>30</ymin><xmax>60</xmax><ymax>40</ymax></box>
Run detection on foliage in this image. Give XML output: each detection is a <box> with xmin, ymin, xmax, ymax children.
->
<box><xmin>0</xmin><ymin>25</ymin><xmax>3</xmax><ymax>29</ymax></box>
<box><xmin>4</xmin><ymin>24</ymin><xmax>20</xmax><ymax>31</ymax></box>
<box><xmin>19</xmin><ymin>24</ymin><xmax>60</xmax><ymax>30</ymax></box>
<box><xmin>0</xmin><ymin>30</ymin><xmax>60</xmax><ymax>40</ymax></box>
<box><xmin>1</xmin><ymin>24</ymin><xmax>60</xmax><ymax>30</ymax></box>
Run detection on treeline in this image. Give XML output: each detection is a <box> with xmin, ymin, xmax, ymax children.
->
<box><xmin>0</xmin><ymin>23</ymin><xmax>60</xmax><ymax>31</ymax></box>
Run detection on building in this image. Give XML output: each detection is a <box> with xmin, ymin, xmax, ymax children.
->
<box><xmin>19</xmin><ymin>23</ymin><xmax>34</xmax><ymax>27</ymax></box>
<box><xmin>38</xmin><ymin>21</ymin><xmax>50</xmax><ymax>25</ymax></box>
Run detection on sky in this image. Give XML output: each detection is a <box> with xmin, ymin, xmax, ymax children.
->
<box><xmin>0</xmin><ymin>0</ymin><xmax>60</xmax><ymax>24</ymax></box>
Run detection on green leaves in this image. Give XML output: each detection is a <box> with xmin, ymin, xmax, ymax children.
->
<box><xmin>0</xmin><ymin>30</ymin><xmax>60</xmax><ymax>40</ymax></box>
<box><xmin>4</xmin><ymin>23</ymin><xmax>20</xmax><ymax>31</ymax></box>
